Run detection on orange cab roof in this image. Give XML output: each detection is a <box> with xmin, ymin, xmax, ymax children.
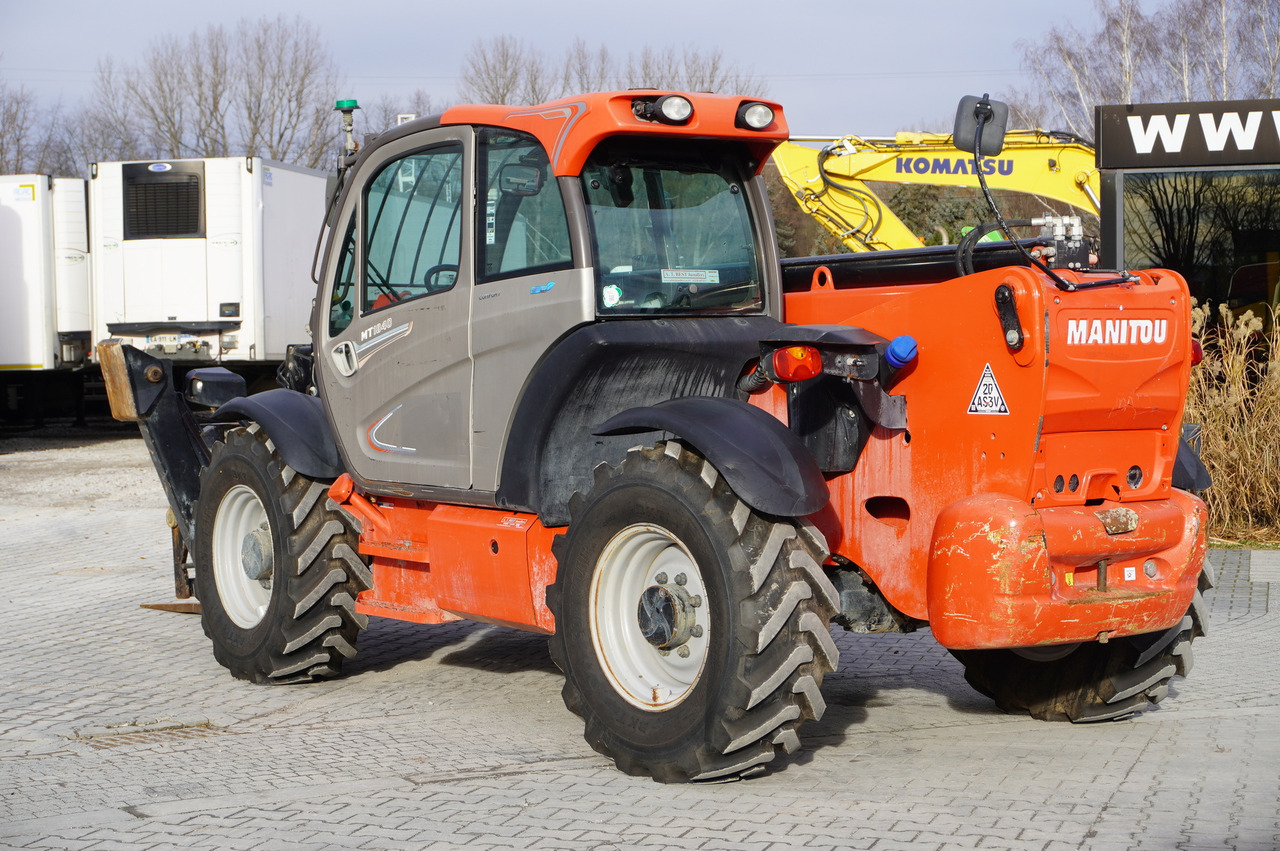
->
<box><xmin>439</xmin><ymin>91</ymin><xmax>788</xmax><ymax>176</ymax></box>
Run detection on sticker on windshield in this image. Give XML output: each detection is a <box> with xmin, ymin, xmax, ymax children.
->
<box><xmin>602</xmin><ymin>284</ymin><xmax>622</xmax><ymax>308</ymax></box>
<box><xmin>661</xmin><ymin>269</ymin><xmax>720</xmax><ymax>284</ymax></box>
<box><xmin>967</xmin><ymin>363</ymin><xmax>1010</xmax><ymax>415</ymax></box>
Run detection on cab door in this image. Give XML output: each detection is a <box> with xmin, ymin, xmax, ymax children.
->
<box><xmin>317</xmin><ymin>127</ymin><xmax>474</xmax><ymax>490</ymax></box>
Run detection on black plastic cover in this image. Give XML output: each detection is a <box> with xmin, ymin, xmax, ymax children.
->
<box><xmin>496</xmin><ymin>317</ymin><xmax>783</xmax><ymax>525</ymax></box>
<box><xmin>215</xmin><ymin>390</ymin><xmax>344</xmax><ymax>480</ymax></box>
<box><xmin>1172</xmin><ymin>437</ymin><xmax>1213</xmax><ymax>492</ymax></box>
<box><xmin>185</xmin><ymin>367</ymin><xmax>247</xmax><ymax>408</ymax></box>
<box><xmin>595</xmin><ymin>397</ymin><xmax>828</xmax><ymax>517</ymax></box>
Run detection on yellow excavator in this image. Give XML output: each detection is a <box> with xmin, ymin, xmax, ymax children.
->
<box><xmin>772</xmin><ymin>130</ymin><xmax>1100</xmax><ymax>252</ymax></box>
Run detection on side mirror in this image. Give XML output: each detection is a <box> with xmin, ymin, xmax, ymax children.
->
<box><xmin>499</xmin><ymin>163</ymin><xmax>544</xmax><ymax>196</ymax></box>
<box><xmin>953</xmin><ymin>94</ymin><xmax>1009</xmax><ymax>157</ymax></box>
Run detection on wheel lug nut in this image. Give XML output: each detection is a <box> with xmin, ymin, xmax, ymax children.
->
<box><xmin>691</xmin><ymin>625</ymin><xmax>703</xmax><ymax>638</ymax></box>
<box><xmin>675</xmin><ymin>573</ymin><xmax>687</xmax><ymax>586</ymax></box>
<box><xmin>655</xmin><ymin>572</ymin><xmax>668</xmax><ymax>585</ymax></box>
<box><xmin>658</xmin><ymin>648</ymin><xmax>671</xmax><ymax>656</ymax></box>
<box><xmin>691</xmin><ymin>595</ymin><xmax>701</xmax><ymax>607</ymax></box>
<box><xmin>677</xmin><ymin>646</ymin><xmax>690</xmax><ymax>658</ymax></box>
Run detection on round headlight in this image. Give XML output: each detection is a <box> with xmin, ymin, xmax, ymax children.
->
<box><xmin>737</xmin><ymin>102</ymin><xmax>774</xmax><ymax>130</ymax></box>
<box><xmin>655</xmin><ymin>95</ymin><xmax>694</xmax><ymax>124</ymax></box>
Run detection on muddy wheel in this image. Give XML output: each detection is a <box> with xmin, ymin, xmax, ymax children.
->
<box><xmin>193</xmin><ymin>424</ymin><xmax>371</xmax><ymax>683</ymax></box>
<box><xmin>547</xmin><ymin>441</ymin><xmax>839</xmax><ymax>782</ymax></box>
<box><xmin>952</xmin><ymin>563</ymin><xmax>1214</xmax><ymax>722</ymax></box>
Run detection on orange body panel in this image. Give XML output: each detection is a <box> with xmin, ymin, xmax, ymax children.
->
<box><xmin>330</xmin><ymin>476</ymin><xmax>559</xmax><ymax>633</ymax></box>
<box><xmin>927</xmin><ymin>490</ymin><xmax>1205</xmax><ymax>649</ymax></box>
<box><xmin>440</xmin><ymin>92</ymin><xmax>787</xmax><ymax>177</ymax></box>
<box><xmin>781</xmin><ymin>265</ymin><xmax>1206</xmax><ymax>648</ymax></box>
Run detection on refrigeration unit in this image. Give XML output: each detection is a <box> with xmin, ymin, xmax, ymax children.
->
<box><xmin>89</xmin><ymin>157</ymin><xmax>326</xmax><ymax>378</ymax></box>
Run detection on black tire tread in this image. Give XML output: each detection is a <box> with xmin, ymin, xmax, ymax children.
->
<box><xmin>548</xmin><ymin>441</ymin><xmax>838</xmax><ymax>782</ymax></box>
<box><xmin>952</xmin><ymin>568</ymin><xmax>1211</xmax><ymax>723</ymax></box>
<box><xmin>196</xmin><ymin>426</ymin><xmax>369</xmax><ymax>684</ymax></box>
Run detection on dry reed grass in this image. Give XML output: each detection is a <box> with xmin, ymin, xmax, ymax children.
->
<box><xmin>1185</xmin><ymin>302</ymin><xmax>1280</xmax><ymax>545</ymax></box>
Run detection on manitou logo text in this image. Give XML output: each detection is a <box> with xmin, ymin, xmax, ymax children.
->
<box><xmin>1066</xmin><ymin>318</ymin><xmax>1168</xmax><ymax>346</ymax></box>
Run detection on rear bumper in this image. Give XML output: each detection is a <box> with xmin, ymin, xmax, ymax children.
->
<box><xmin>926</xmin><ymin>489</ymin><xmax>1207</xmax><ymax>650</ymax></box>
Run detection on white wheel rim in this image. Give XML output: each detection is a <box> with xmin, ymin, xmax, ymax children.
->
<box><xmin>590</xmin><ymin>523</ymin><xmax>711</xmax><ymax>711</ymax></box>
<box><xmin>212</xmin><ymin>484</ymin><xmax>273</xmax><ymax>629</ymax></box>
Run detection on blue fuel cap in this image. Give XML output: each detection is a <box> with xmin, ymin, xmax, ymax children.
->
<box><xmin>885</xmin><ymin>335</ymin><xmax>918</xmax><ymax>369</ymax></box>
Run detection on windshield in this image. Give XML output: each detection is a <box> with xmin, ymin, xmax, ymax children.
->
<box><xmin>581</xmin><ymin>139</ymin><xmax>765</xmax><ymax>315</ymax></box>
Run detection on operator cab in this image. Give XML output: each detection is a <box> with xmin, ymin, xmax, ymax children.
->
<box><xmin>312</xmin><ymin>93</ymin><xmax>786</xmax><ymax>506</ymax></box>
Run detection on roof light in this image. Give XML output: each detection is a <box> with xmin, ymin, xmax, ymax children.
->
<box><xmin>635</xmin><ymin>95</ymin><xmax>694</xmax><ymax>125</ymax></box>
<box><xmin>736</xmin><ymin>102</ymin><xmax>775</xmax><ymax>130</ymax></box>
<box><xmin>771</xmin><ymin>345</ymin><xmax>823</xmax><ymax>382</ymax></box>
<box><xmin>655</xmin><ymin>95</ymin><xmax>693</xmax><ymax>124</ymax></box>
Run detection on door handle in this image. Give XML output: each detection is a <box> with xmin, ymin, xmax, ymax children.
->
<box><xmin>331</xmin><ymin>340</ymin><xmax>358</xmax><ymax>377</ymax></box>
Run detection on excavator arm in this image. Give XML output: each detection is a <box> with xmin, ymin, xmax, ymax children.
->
<box><xmin>772</xmin><ymin>130</ymin><xmax>1100</xmax><ymax>253</ymax></box>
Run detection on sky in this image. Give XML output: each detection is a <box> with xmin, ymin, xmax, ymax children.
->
<box><xmin>1</xmin><ymin>0</ymin><xmax>1103</xmax><ymax>139</ymax></box>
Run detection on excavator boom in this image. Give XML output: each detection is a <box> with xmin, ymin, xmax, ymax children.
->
<box><xmin>773</xmin><ymin>130</ymin><xmax>1100</xmax><ymax>252</ymax></box>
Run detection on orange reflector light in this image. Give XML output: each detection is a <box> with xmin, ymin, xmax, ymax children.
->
<box><xmin>1191</xmin><ymin>339</ymin><xmax>1204</xmax><ymax>366</ymax></box>
<box><xmin>772</xmin><ymin>345</ymin><xmax>822</xmax><ymax>381</ymax></box>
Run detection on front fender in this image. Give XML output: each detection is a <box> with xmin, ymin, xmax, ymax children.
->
<box><xmin>595</xmin><ymin>397</ymin><xmax>828</xmax><ymax>517</ymax></box>
<box><xmin>215</xmin><ymin>390</ymin><xmax>344</xmax><ymax>480</ymax></box>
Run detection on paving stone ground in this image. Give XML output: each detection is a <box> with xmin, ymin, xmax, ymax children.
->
<box><xmin>0</xmin><ymin>430</ymin><xmax>1276</xmax><ymax>850</ymax></box>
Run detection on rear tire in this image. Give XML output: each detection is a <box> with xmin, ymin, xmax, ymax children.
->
<box><xmin>547</xmin><ymin>442</ymin><xmax>839</xmax><ymax>782</ymax></box>
<box><xmin>952</xmin><ymin>565</ymin><xmax>1214</xmax><ymax>722</ymax></box>
<box><xmin>194</xmin><ymin>424</ymin><xmax>371</xmax><ymax>683</ymax></box>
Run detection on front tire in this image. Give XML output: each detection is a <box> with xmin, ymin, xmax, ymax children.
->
<box><xmin>952</xmin><ymin>563</ymin><xmax>1214</xmax><ymax>722</ymax></box>
<box><xmin>194</xmin><ymin>424</ymin><xmax>371</xmax><ymax>683</ymax></box>
<box><xmin>547</xmin><ymin>442</ymin><xmax>839</xmax><ymax>782</ymax></box>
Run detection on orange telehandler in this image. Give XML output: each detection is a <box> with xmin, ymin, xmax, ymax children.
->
<box><xmin>100</xmin><ymin>91</ymin><xmax>1211</xmax><ymax>782</ymax></box>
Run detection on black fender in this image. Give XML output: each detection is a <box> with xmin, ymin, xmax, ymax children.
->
<box><xmin>215</xmin><ymin>389</ymin><xmax>344</xmax><ymax>480</ymax></box>
<box><xmin>595</xmin><ymin>396</ymin><xmax>828</xmax><ymax>517</ymax></box>
<box><xmin>1172</xmin><ymin>436</ymin><xmax>1212</xmax><ymax>492</ymax></box>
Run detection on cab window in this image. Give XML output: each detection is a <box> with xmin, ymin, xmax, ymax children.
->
<box><xmin>363</xmin><ymin>144</ymin><xmax>464</xmax><ymax>314</ymax></box>
<box><xmin>477</xmin><ymin>129</ymin><xmax>573</xmax><ymax>282</ymax></box>
<box><xmin>328</xmin><ymin>215</ymin><xmax>357</xmax><ymax>335</ymax></box>
<box><xmin>581</xmin><ymin>137</ymin><xmax>764</xmax><ymax>315</ymax></box>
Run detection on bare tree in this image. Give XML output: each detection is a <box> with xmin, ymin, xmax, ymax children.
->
<box><xmin>64</xmin><ymin>58</ymin><xmax>152</xmax><ymax>168</ymax></box>
<box><xmin>365</xmin><ymin>90</ymin><xmax>443</xmax><ymax>133</ymax></box>
<box><xmin>1018</xmin><ymin>0</ymin><xmax>1155</xmax><ymax>135</ymax></box>
<box><xmin>63</xmin><ymin>16</ymin><xmax>341</xmax><ymax>172</ymax></box>
<box><xmin>0</xmin><ymin>77</ymin><xmax>44</xmax><ymax>174</ymax></box>
<box><xmin>456</xmin><ymin>36</ymin><xmax>766</xmax><ymax>107</ymax></box>
<box><xmin>458</xmin><ymin>36</ymin><xmax>548</xmax><ymax>105</ymax></box>
<box><xmin>561</xmin><ymin>39</ymin><xmax>614</xmax><ymax>94</ymax></box>
<box><xmin>1021</xmin><ymin>0</ymin><xmax>1280</xmax><ymax>132</ymax></box>
<box><xmin>622</xmin><ymin>45</ymin><xmax>764</xmax><ymax>95</ymax></box>
<box><xmin>187</xmin><ymin>26</ymin><xmax>233</xmax><ymax>158</ymax></box>
<box><xmin>236</xmin><ymin>16</ymin><xmax>340</xmax><ymax>168</ymax></box>
<box><xmin>1248</xmin><ymin>0</ymin><xmax>1280</xmax><ymax>96</ymax></box>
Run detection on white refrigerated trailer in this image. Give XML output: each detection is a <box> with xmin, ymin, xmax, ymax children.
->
<box><xmin>89</xmin><ymin>157</ymin><xmax>326</xmax><ymax>385</ymax></box>
<box><xmin>0</xmin><ymin>175</ymin><xmax>92</xmax><ymax>421</ymax></box>
<box><xmin>0</xmin><ymin>175</ymin><xmax>91</xmax><ymax>371</ymax></box>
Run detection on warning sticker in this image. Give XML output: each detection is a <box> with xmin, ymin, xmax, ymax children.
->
<box><xmin>967</xmin><ymin>363</ymin><xmax>1010</xmax><ymax>415</ymax></box>
<box><xmin>661</xmin><ymin>269</ymin><xmax>719</xmax><ymax>284</ymax></box>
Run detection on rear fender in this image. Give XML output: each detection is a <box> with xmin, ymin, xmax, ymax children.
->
<box><xmin>594</xmin><ymin>396</ymin><xmax>828</xmax><ymax>517</ymax></box>
<box><xmin>213</xmin><ymin>390</ymin><xmax>344</xmax><ymax>481</ymax></box>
